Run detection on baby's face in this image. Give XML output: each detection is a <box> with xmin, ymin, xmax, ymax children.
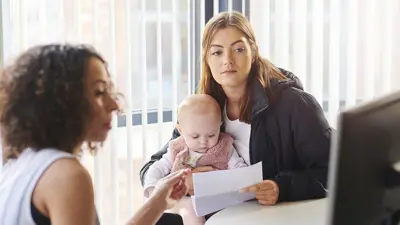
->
<box><xmin>179</xmin><ymin>112</ymin><xmax>221</xmax><ymax>153</ymax></box>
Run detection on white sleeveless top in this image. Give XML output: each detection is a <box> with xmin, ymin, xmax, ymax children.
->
<box><xmin>0</xmin><ymin>148</ymin><xmax>75</xmax><ymax>225</ymax></box>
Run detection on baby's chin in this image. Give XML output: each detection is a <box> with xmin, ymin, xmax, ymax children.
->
<box><xmin>193</xmin><ymin>144</ymin><xmax>218</xmax><ymax>153</ymax></box>
<box><xmin>193</xmin><ymin>148</ymin><xmax>209</xmax><ymax>153</ymax></box>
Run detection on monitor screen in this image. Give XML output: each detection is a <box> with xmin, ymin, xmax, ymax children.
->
<box><xmin>327</xmin><ymin>90</ymin><xmax>400</xmax><ymax>225</ymax></box>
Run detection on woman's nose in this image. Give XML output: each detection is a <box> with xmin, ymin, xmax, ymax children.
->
<box><xmin>223</xmin><ymin>51</ymin><xmax>234</xmax><ymax>65</ymax></box>
<box><xmin>106</xmin><ymin>93</ymin><xmax>119</xmax><ymax>112</ymax></box>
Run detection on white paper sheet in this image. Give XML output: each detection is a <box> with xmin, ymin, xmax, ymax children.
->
<box><xmin>191</xmin><ymin>162</ymin><xmax>263</xmax><ymax>216</ymax></box>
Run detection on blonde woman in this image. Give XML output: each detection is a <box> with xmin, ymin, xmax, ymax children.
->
<box><xmin>141</xmin><ymin>11</ymin><xmax>331</xmax><ymax>214</ymax></box>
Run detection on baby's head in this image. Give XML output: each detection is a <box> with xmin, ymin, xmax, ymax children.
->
<box><xmin>177</xmin><ymin>94</ymin><xmax>222</xmax><ymax>153</ymax></box>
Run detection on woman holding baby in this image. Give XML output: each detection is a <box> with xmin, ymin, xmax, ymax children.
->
<box><xmin>140</xmin><ymin>10</ymin><xmax>331</xmax><ymax>224</ymax></box>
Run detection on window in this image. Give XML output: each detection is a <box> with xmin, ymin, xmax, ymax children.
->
<box><xmin>250</xmin><ymin>0</ymin><xmax>400</xmax><ymax>125</ymax></box>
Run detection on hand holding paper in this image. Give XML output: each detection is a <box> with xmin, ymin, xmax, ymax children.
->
<box><xmin>240</xmin><ymin>180</ymin><xmax>279</xmax><ymax>205</ymax></box>
<box><xmin>190</xmin><ymin>162</ymin><xmax>263</xmax><ymax>216</ymax></box>
<box><xmin>185</xmin><ymin>166</ymin><xmax>216</xmax><ymax>196</ymax></box>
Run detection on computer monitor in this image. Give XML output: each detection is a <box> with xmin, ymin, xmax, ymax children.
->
<box><xmin>327</xmin><ymin>90</ymin><xmax>400</xmax><ymax>225</ymax></box>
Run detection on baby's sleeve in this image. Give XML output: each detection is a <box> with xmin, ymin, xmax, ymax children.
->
<box><xmin>143</xmin><ymin>148</ymin><xmax>174</xmax><ymax>197</ymax></box>
<box><xmin>227</xmin><ymin>145</ymin><xmax>248</xmax><ymax>169</ymax></box>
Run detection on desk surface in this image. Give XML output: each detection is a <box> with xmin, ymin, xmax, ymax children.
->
<box><xmin>206</xmin><ymin>198</ymin><xmax>328</xmax><ymax>225</ymax></box>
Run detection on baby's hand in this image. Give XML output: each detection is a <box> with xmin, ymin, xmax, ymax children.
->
<box><xmin>171</xmin><ymin>148</ymin><xmax>189</xmax><ymax>173</ymax></box>
<box><xmin>176</xmin><ymin>148</ymin><xmax>189</xmax><ymax>164</ymax></box>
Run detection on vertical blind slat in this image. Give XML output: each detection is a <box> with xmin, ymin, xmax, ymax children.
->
<box><xmin>292</xmin><ymin>0</ymin><xmax>307</xmax><ymax>90</ymax></box>
<box><xmin>345</xmin><ymin>0</ymin><xmax>358</xmax><ymax>108</ymax></box>
<box><xmin>213</xmin><ymin>0</ymin><xmax>219</xmax><ymax>15</ymax></box>
<box><xmin>274</xmin><ymin>0</ymin><xmax>289</xmax><ymax>69</ymax></box>
<box><xmin>328</xmin><ymin>0</ymin><xmax>340</xmax><ymax>124</ymax></box>
<box><xmin>91</xmin><ymin>0</ymin><xmax>103</xmax><ymax>219</ymax></box>
<box><xmin>172</xmin><ymin>0</ymin><xmax>180</xmax><ymax>125</ymax></box>
<box><xmin>382</xmin><ymin>0</ymin><xmax>394</xmax><ymax>93</ymax></box>
<box><xmin>156</xmin><ymin>0</ymin><xmax>163</xmax><ymax>149</ymax></box>
<box><xmin>310</xmin><ymin>0</ymin><xmax>324</xmax><ymax>104</ymax></box>
<box><xmin>124</xmin><ymin>0</ymin><xmax>134</xmax><ymax>216</ymax></box>
<box><xmin>228</xmin><ymin>0</ymin><xmax>232</xmax><ymax>12</ymax></box>
<box><xmin>108</xmin><ymin>0</ymin><xmax>119</xmax><ymax>223</ymax></box>
<box><xmin>363</xmin><ymin>0</ymin><xmax>376</xmax><ymax>100</ymax></box>
<box><xmin>140</xmin><ymin>0</ymin><xmax>148</xmax><ymax>160</ymax></box>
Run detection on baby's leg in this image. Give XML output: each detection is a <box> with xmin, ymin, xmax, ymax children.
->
<box><xmin>178</xmin><ymin>197</ymin><xmax>205</xmax><ymax>225</ymax></box>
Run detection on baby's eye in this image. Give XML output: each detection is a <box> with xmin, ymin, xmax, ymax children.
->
<box><xmin>191</xmin><ymin>136</ymin><xmax>199</xmax><ymax>139</ymax></box>
<box><xmin>208</xmin><ymin>134</ymin><xmax>215</xmax><ymax>138</ymax></box>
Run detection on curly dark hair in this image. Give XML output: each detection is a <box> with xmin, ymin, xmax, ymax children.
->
<box><xmin>0</xmin><ymin>44</ymin><xmax>108</xmax><ymax>157</ymax></box>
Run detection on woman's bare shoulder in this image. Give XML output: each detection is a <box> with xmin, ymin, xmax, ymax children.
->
<box><xmin>34</xmin><ymin>158</ymin><xmax>95</xmax><ymax>225</ymax></box>
<box><xmin>35</xmin><ymin>158</ymin><xmax>92</xmax><ymax>193</ymax></box>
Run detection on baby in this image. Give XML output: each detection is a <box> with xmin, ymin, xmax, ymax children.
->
<box><xmin>143</xmin><ymin>94</ymin><xmax>247</xmax><ymax>225</ymax></box>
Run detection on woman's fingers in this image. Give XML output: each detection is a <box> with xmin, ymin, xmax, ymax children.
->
<box><xmin>240</xmin><ymin>184</ymin><xmax>262</xmax><ymax>193</ymax></box>
<box><xmin>172</xmin><ymin>180</ymin><xmax>185</xmax><ymax>194</ymax></box>
<box><xmin>241</xmin><ymin>180</ymin><xmax>276</xmax><ymax>193</ymax></box>
<box><xmin>254</xmin><ymin>181</ymin><xmax>279</xmax><ymax>205</ymax></box>
<box><xmin>172</xmin><ymin>186</ymin><xmax>187</xmax><ymax>200</ymax></box>
<box><xmin>192</xmin><ymin>166</ymin><xmax>215</xmax><ymax>173</ymax></box>
<box><xmin>164</xmin><ymin>169</ymin><xmax>191</xmax><ymax>186</ymax></box>
<box><xmin>240</xmin><ymin>180</ymin><xmax>279</xmax><ymax>206</ymax></box>
<box><xmin>255</xmin><ymin>192</ymin><xmax>278</xmax><ymax>200</ymax></box>
<box><xmin>171</xmin><ymin>180</ymin><xmax>188</xmax><ymax>200</ymax></box>
<box><xmin>258</xmin><ymin>199</ymin><xmax>276</xmax><ymax>206</ymax></box>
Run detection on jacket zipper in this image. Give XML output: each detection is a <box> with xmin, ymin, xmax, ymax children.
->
<box><xmin>249</xmin><ymin>105</ymin><xmax>268</xmax><ymax>165</ymax></box>
<box><xmin>254</xmin><ymin>105</ymin><xmax>268</xmax><ymax>117</ymax></box>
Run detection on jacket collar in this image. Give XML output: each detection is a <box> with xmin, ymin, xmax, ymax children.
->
<box><xmin>251</xmin><ymin>79</ymin><xmax>269</xmax><ymax>116</ymax></box>
<box><xmin>251</xmin><ymin>68</ymin><xmax>304</xmax><ymax>117</ymax></box>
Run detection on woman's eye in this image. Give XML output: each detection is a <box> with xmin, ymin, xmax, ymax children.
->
<box><xmin>235</xmin><ymin>48</ymin><xmax>245</xmax><ymax>53</ymax></box>
<box><xmin>211</xmin><ymin>51</ymin><xmax>222</xmax><ymax>56</ymax></box>
<box><xmin>95</xmin><ymin>90</ymin><xmax>105</xmax><ymax>97</ymax></box>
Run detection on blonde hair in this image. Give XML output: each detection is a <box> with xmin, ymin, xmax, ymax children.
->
<box><xmin>177</xmin><ymin>94</ymin><xmax>221</xmax><ymax>124</ymax></box>
<box><xmin>198</xmin><ymin>11</ymin><xmax>286</xmax><ymax>123</ymax></box>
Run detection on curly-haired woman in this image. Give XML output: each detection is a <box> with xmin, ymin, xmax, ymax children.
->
<box><xmin>0</xmin><ymin>44</ymin><xmax>189</xmax><ymax>225</ymax></box>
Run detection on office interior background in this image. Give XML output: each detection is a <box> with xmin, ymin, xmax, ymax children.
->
<box><xmin>0</xmin><ymin>0</ymin><xmax>399</xmax><ymax>224</ymax></box>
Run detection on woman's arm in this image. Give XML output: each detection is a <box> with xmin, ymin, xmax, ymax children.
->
<box><xmin>241</xmin><ymin>88</ymin><xmax>331</xmax><ymax>204</ymax></box>
<box><xmin>274</xmin><ymin>88</ymin><xmax>331</xmax><ymax>201</ymax></box>
<box><xmin>127</xmin><ymin>169</ymin><xmax>190</xmax><ymax>225</ymax></box>
<box><xmin>126</xmin><ymin>195</ymin><xmax>166</xmax><ymax>225</ymax></box>
<box><xmin>36</xmin><ymin>158</ymin><xmax>96</xmax><ymax>225</ymax></box>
